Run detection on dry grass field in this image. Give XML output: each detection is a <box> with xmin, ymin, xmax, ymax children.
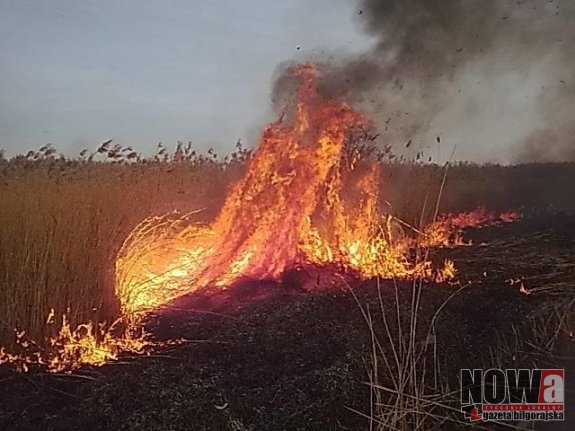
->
<box><xmin>0</xmin><ymin>145</ymin><xmax>245</xmax><ymax>345</ymax></box>
<box><xmin>1</xmin><ymin>145</ymin><xmax>574</xmax><ymax>346</ymax></box>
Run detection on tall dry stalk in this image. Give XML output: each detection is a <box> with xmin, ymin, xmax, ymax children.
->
<box><xmin>0</xmin><ymin>144</ymin><xmax>243</xmax><ymax>346</ymax></box>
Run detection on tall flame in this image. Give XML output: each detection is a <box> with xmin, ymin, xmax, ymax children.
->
<box><xmin>0</xmin><ymin>64</ymin><xmax>520</xmax><ymax>373</ymax></box>
<box><xmin>116</xmin><ymin>64</ymin><xmax>438</xmax><ymax>315</ymax></box>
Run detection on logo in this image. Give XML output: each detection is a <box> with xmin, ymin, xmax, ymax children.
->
<box><xmin>460</xmin><ymin>369</ymin><xmax>565</xmax><ymax>422</ymax></box>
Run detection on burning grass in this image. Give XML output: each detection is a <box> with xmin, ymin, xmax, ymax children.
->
<box><xmin>0</xmin><ymin>154</ymin><xmax>571</xmax><ymax>361</ymax></box>
<box><xmin>0</xmin><ymin>64</ymin><xmax>532</xmax><ymax>373</ymax></box>
<box><xmin>0</xmin><ymin>63</ymin><xmax>572</xmax><ymax>382</ymax></box>
<box><xmin>114</xmin><ymin>65</ymin><xmax>518</xmax><ymax>319</ymax></box>
<box><xmin>0</xmin><ymin>315</ymin><xmax>152</xmax><ymax>373</ymax></box>
<box><xmin>0</xmin><ymin>143</ymin><xmax>244</xmax><ymax>370</ymax></box>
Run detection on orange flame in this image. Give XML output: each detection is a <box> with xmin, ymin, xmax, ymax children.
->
<box><xmin>0</xmin><ymin>64</ymin><xmax>521</xmax><ymax>372</ymax></box>
<box><xmin>0</xmin><ymin>315</ymin><xmax>152</xmax><ymax>373</ymax></box>
<box><xmin>116</xmin><ymin>64</ymin><xmax>511</xmax><ymax>315</ymax></box>
<box><xmin>421</xmin><ymin>207</ymin><xmax>520</xmax><ymax>248</ymax></box>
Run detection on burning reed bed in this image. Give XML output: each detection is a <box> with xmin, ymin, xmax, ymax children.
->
<box><xmin>0</xmin><ymin>143</ymin><xmax>574</xmax><ymax>354</ymax></box>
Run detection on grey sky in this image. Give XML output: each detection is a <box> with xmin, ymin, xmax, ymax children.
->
<box><xmin>1</xmin><ymin>0</ymin><xmax>572</xmax><ymax>164</ymax></box>
<box><xmin>0</xmin><ymin>0</ymin><xmax>372</xmax><ymax>157</ymax></box>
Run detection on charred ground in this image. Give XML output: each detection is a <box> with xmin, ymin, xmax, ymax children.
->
<box><xmin>1</xmin><ymin>212</ymin><xmax>574</xmax><ymax>431</ymax></box>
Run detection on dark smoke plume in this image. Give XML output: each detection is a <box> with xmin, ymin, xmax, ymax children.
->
<box><xmin>273</xmin><ymin>0</ymin><xmax>575</xmax><ymax>163</ymax></box>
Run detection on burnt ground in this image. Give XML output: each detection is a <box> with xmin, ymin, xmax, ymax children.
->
<box><xmin>1</xmin><ymin>214</ymin><xmax>575</xmax><ymax>431</ymax></box>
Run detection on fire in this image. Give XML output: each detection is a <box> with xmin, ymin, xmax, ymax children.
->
<box><xmin>0</xmin><ymin>314</ymin><xmax>152</xmax><ymax>373</ymax></box>
<box><xmin>0</xmin><ymin>63</ymin><xmax>520</xmax><ymax>372</ymax></box>
<box><xmin>46</xmin><ymin>316</ymin><xmax>150</xmax><ymax>373</ymax></box>
<box><xmin>115</xmin><ymin>64</ymin><xmax>518</xmax><ymax>315</ymax></box>
<box><xmin>421</xmin><ymin>207</ymin><xmax>520</xmax><ymax>248</ymax></box>
<box><xmin>116</xmin><ymin>64</ymin><xmax>395</xmax><ymax>314</ymax></box>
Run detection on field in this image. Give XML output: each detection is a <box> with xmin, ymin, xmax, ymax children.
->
<box><xmin>1</xmin><ymin>148</ymin><xmax>575</xmax><ymax>430</ymax></box>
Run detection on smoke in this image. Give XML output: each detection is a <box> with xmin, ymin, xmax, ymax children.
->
<box><xmin>273</xmin><ymin>0</ymin><xmax>575</xmax><ymax>163</ymax></box>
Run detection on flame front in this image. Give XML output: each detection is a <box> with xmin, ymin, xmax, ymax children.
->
<box><xmin>115</xmin><ymin>64</ymin><xmax>520</xmax><ymax>316</ymax></box>
<box><xmin>0</xmin><ymin>64</ymin><xmax>520</xmax><ymax>373</ymax></box>
<box><xmin>0</xmin><ymin>314</ymin><xmax>152</xmax><ymax>373</ymax></box>
<box><xmin>117</xmin><ymin>65</ymin><xmax>438</xmax><ymax>315</ymax></box>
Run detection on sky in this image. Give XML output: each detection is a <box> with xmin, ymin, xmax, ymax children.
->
<box><xmin>1</xmin><ymin>1</ymin><xmax>572</xmax><ymax>164</ymax></box>
<box><xmin>0</xmin><ymin>0</ymin><xmax>374</xmax><ymax>157</ymax></box>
